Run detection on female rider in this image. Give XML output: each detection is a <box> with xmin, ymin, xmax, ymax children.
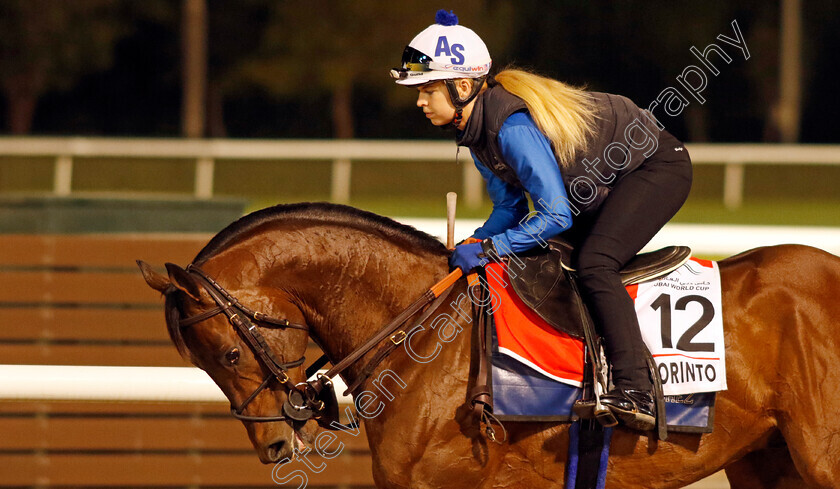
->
<box><xmin>391</xmin><ymin>10</ymin><xmax>692</xmax><ymax>431</ymax></box>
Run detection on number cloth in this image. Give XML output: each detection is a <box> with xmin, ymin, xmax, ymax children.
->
<box><xmin>488</xmin><ymin>258</ymin><xmax>726</xmax><ymax>397</ymax></box>
<box><xmin>628</xmin><ymin>258</ymin><xmax>727</xmax><ymax>396</ymax></box>
<box><xmin>486</xmin><ymin>262</ymin><xmax>586</xmax><ymax>387</ymax></box>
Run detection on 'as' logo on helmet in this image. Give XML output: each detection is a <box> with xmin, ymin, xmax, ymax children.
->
<box><xmin>435</xmin><ymin>36</ymin><xmax>465</xmax><ymax>65</ymax></box>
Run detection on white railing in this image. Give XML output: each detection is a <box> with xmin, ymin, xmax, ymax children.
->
<box><xmin>1</xmin><ymin>137</ymin><xmax>839</xmax><ymax>209</ymax></box>
<box><xmin>403</xmin><ymin>218</ymin><xmax>840</xmax><ymax>256</ymax></box>
<box><xmin>686</xmin><ymin>144</ymin><xmax>840</xmax><ymax>208</ymax></box>
<box><xmin>0</xmin><ymin>364</ymin><xmax>352</xmax><ymax>404</ymax></box>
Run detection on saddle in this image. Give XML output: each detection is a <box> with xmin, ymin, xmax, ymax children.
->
<box><xmin>509</xmin><ymin>238</ymin><xmax>691</xmax><ymax>339</ymax></box>
<box><xmin>469</xmin><ymin>238</ymin><xmax>691</xmax><ymax>440</ymax></box>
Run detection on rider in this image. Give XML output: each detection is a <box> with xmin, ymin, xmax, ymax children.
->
<box><xmin>391</xmin><ymin>10</ymin><xmax>692</xmax><ymax>431</ymax></box>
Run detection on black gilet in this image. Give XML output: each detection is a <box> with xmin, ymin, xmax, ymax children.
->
<box><xmin>456</xmin><ymin>84</ymin><xmax>661</xmax><ymax>214</ymax></box>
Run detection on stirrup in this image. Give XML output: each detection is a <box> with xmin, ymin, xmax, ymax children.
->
<box><xmin>594</xmin><ymin>403</ymin><xmax>619</xmax><ymax>428</ymax></box>
<box><xmin>572</xmin><ymin>399</ymin><xmax>595</xmax><ymax>419</ymax></box>
<box><xmin>573</xmin><ymin>383</ymin><xmax>619</xmax><ymax>428</ymax></box>
<box><xmin>573</xmin><ymin>399</ymin><xmax>618</xmax><ymax>427</ymax></box>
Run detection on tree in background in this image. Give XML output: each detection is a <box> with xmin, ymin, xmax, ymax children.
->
<box><xmin>227</xmin><ymin>1</ymin><xmax>514</xmax><ymax>139</ymax></box>
<box><xmin>204</xmin><ymin>0</ymin><xmax>272</xmax><ymax>137</ymax></box>
<box><xmin>607</xmin><ymin>1</ymin><xmax>733</xmax><ymax>142</ymax></box>
<box><xmin>0</xmin><ymin>0</ymin><xmax>129</xmax><ymax>134</ymax></box>
<box><xmin>182</xmin><ymin>0</ymin><xmax>207</xmax><ymax>138</ymax></box>
<box><xmin>507</xmin><ymin>0</ymin><xmax>811</xmax><ymax>143</ymax></box>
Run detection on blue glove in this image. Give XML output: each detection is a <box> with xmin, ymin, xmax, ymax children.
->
<box><xmin>449</xmin><ymin>242</ymin><xmax>486</xmax><ymax>273</ymax></box>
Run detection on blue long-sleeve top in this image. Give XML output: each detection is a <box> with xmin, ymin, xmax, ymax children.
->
<box><xmin>470</xmin><ymin>112</ymin><xmax>573</xmax><ymax>254</ymax></box>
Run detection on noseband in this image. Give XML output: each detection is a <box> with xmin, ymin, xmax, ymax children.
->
<box><xmin>176</xmin><ymin>264</ymin><xmax>458</xmax><ymax>428</ymax></box>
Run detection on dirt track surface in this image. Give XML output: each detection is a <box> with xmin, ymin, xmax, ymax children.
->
<box><xmin>686</xmin><ymin>471</ymin><xmax>729</xmax><ymax>488</ymax></box>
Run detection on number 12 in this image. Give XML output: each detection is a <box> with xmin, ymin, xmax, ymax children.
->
<box><xmin>650</xmin><ymin>293</ymin><xmax>715</xmax><ymax>352</ymax></box>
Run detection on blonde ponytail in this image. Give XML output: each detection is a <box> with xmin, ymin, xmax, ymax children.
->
<box><xmin>494</xmin><ymin>68</ymin><xmax>598</xmax><ymax>168</ymax></box>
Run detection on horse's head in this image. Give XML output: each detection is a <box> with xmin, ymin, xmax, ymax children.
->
<box><xmin>138</xmin><ymin>260</ymin><xmax>317</xmax><ymax>464</ymax></box>
<box><xmin>136</xmin><ymin>203</ymin><xmax>452</xmax><ymax>465</ymax></box>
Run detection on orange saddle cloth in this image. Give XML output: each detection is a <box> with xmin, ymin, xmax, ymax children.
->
<box><xmin>485</xmin><ymin>262</ymin><xmax>585</xmax><ymax>387</ymax></box>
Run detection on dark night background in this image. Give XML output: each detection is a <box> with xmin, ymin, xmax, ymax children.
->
<box><xmin>1</xmin><ymin>0</ymin><xmax>837</xmax><ymax>143</ymax></box>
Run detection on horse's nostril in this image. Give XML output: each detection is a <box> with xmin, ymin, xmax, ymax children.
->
<box><xmin>267</xmin><ymin>440</ymin><xmax>287</xmax><ymax>462</ymax></box>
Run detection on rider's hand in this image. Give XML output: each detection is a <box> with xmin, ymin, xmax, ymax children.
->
<box><xmin>448</xmin><ymin>241</ymin><xmax>486</xmax><ymax>273</ymax></box>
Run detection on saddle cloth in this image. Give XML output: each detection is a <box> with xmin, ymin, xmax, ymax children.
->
<box><xmin>485</xmin><ymin>259</ymin><xmax>725</xmax><ymax>432</ymax></box>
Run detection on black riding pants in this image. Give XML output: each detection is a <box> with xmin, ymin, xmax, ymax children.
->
<box><xmin>573</xmin><ymin>130</ymin><xmax>692</xmax><ymax>391</ymax></box>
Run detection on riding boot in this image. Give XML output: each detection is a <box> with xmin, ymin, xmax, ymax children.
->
<box><xmin>600</xmin><ymin>388</ymin><xmax>655</xmax><ymax>431</ymax></box>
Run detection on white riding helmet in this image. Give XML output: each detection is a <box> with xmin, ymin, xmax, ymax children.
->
<box><xmin>390</xmin><ymin>10</ymin><xmax>492</xmax><ymax>86</ymax></box>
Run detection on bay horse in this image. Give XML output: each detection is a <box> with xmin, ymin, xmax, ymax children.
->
<box><xmin>139</xmin><ymin>202</ymin><xmax>840</xmax><ymax>488</ymax></box>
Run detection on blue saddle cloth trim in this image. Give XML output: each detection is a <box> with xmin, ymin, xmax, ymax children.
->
<box><xmin>663</xmin><ymin>392</ymin><xmax>716</xmax><ymax>433</ymax></box>
<box><xmin>490</xmin><ymin>322</ymin><xmax>715</xmax><ymax>432</ymax></box>
<box><xmin>492</xmin><ymin>356</ymin><xmax>580</xmax><ymax>419</ymax></box>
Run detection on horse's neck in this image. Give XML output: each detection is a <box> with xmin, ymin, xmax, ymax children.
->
<box><xmin>226</xmin><ymin>226</ymin><xmax>450</xmax><ymax>380</ymax></box>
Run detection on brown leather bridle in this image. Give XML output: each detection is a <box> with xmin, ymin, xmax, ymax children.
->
<box><xmin>177</xmin><ymin>264</ymin><xmax>459</xmax><ymax>428</ymax></box>
<box><xmin>179</xmin><ymin>264</ymin><xmax>317</xmax><ymax>423</ymax></box>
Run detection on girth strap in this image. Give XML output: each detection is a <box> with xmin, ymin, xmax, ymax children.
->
<box><xmin>469</xmin><ymin>274</ymin><xmax>492</xmax><ymax>416</ymax></box>
<box><xmin>467</xmin><ymin>271</ymin><xmax>507</xmax><ymax>443</ymax></box>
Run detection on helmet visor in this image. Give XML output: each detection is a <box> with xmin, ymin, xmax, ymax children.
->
<box><xmin>390</xmin><ymin>46</ymin><xmax>433</xmax><ymax>79</ymax></box>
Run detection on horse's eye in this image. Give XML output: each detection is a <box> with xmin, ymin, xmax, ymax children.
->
<box><xmin>225</xmin><ymin>347</ymin><xmax>240</xmax><ymax>365</ymax></box>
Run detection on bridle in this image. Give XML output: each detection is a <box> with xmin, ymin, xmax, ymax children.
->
<box><xmin>176</xmin><ymin>263</ymin><xmax>459</xmax><ymax>428</ymax></box>
<box><xmin>179</xmin><ymin>265</ymin><xmax>315</xmax><ymax>423</ymax></box>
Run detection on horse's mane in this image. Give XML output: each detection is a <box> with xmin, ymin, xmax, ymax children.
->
<box><xmin>192</xmin><ymin>202</ymin><xmax>448</xmax><ymax>265</ymax></box>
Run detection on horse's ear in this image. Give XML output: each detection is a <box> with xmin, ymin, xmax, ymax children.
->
<box><xmin>164</xmin><ymin>263</ymin><xmax>202</xmax><ymax>302</ymax></box>
<box><xmin>137</xmin><ymin>260</ymin><xmax>170</xmax><ymax>293</ymax></box>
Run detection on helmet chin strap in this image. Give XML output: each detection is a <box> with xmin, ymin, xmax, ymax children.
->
<box><xmin>444</xmin><ymin>77</ymin><xmax>486</xmax><ymax>128</ymax></box>
<box><xmin>451</xmin><ymin>108</ymin><xmax>465</xmax><ymax>128</ymax></box>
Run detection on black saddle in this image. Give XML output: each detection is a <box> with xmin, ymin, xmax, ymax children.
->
<box><xmin>508</xmin><ymin>238</ymin><xmax>691</xmax><ymax>340</ymax></box>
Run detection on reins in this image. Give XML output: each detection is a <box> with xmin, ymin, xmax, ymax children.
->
<box><xmin>177</xmin><ymin>263</ymin><xmax>462</xmax><ymax>427</ymax></box>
